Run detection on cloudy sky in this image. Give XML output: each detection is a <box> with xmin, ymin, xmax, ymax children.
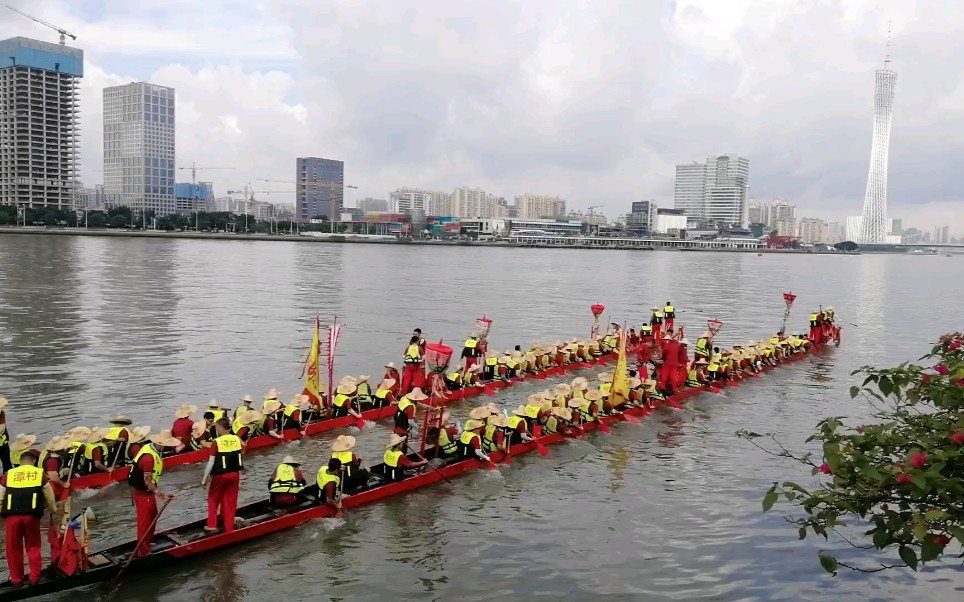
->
<box><xmin>3</xmin><ymin>0</ymin><xmax>962</xmax><ymax>233</ymax></box>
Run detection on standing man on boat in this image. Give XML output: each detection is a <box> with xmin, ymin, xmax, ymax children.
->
<box><xmin>664</xmin><ymin>302</ymin><xmax>676</xmax><ymax>332</ymax></box>
<box><xmin>401</xmin><ymin>335</ymin><xmax>424</xmax><ymax>394</ymax></box>
<box><xmin>202</xmin><ymin>419</ymin><xmax>244</xmax><ymax>534</ymax></box>
<box><xmin>462</xmin><ymin>335</ymin><xmax>482</xmax><ymax>371</ymax></box>
<box><xmin>649</xmin><ymin>308</ymin><xmax>664</xmax><ymax>342</ymax></box>
<box><xmin>0</xmin><ymin>396</ymin><xmax>11</xmax><ymax>474</ymax></box>
<box><xmin>0</xmin><ymin>447</ymin><xmax>58</xmax><ymax>587</ymax></box>
<box><xmin>127</xmin><ymin>432</ymin><xmax>180</xmax><ymax>558</ymax></box>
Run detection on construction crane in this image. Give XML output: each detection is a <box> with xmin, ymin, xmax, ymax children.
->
<box><xmin>257</xmin><ymin>178</ymin><xmax>358</xmax><ymax>190</ymax></box>
<box><xmin>178</xmin><ymin>162</ymin><xmax>234</xmax><ymax>184</ymax></box>
<box><xmin>6</xmin><ymin>5</ymin><xmax>77</xmax><ymax>45</ymax></box>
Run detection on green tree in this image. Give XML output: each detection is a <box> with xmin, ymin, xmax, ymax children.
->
<box><xmin>87</xmin><ymin>211</ymin><xmax>108</xmax><ymax>228</ymax></box>
<box><xmin>109</xmin><ymin>214</ymin><xmax>130</xmax><ymax>229</ymax></box>
<box><xmin>0</xmin><ymin>206</ymin><xmax>17</xmax><ymax>225</ymax></box>
<box><xmin>740</xmin><ymin>333</ymin><xmax>964</xmax><ymax>574</ymax></box>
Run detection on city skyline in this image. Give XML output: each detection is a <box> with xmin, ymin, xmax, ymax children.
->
<box><xmin>0</xmin><ymin>1</ymin><xmax>962</xmax><ymax>235</ymax></box>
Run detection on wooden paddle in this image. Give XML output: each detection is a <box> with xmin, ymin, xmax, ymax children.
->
<box><xmin>412</xmin><ymin>451</ymin><xmax>456</xmax><ymax>483</ymax></box>
<box><xmin>597</xmin><ymin>420</ymin><xmax>611</xmax><ymax>434</ymax></box>
<box><xmin>534</xmin><ymin>437</ymin><xmax>549</xmax><ymax>456</ymax></box>
<box><xmin>107</xmin><ymin>497</ymin><xmax>172</xmax><ymax>597</ymax></box>
<box><xmin>620</xmin><ymin>412</ymin><xmax>642</xmax><ymax>424</ymax></box>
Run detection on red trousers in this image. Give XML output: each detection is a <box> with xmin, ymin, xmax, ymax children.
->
<box><xmin>132</xmin><ymin>489</ymin><xmax>158</xmax><ymax>557</ymax></box>
<box><xmin>464</xmin><ymin>357</ymin><xmax>478</xmax><ymax>370</ymax></box>
<box><xmin>401</xmin><ymin>363</ymin><xmax>422</xmax><ymax>394</ymax></box>
<box><xmin>665</xmin><ymin>318</ymin><xmax>675</xmax><ymax>332</ymax></box>
<box><xmin>652</xmin><ymin>324</ymin><xmax>662</xmax><ymax>342</ymax></box>
<box><xmin>207</xmin><ymin>472</ymin><xmax>240</xmax><ymax>532</ymax></box>
<box><xmin>658</xmin><ymin>361</ymin><xmax>678</xmax><ymax>392</ymax></box>
<box><xmin>5</xmin><ymin>515</ymin><xmax>42</xmax><ymax>585</ymax></box>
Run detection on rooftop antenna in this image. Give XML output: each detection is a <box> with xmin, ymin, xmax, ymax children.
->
<box><xmin>884</xmin><ymin>20</ymin><xmax>892</xmax><ymax>67</ymax></box>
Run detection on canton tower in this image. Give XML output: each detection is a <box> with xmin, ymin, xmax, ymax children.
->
<box><xmin>858</xmin><ymin>41</ymin><xmax>898</xmax><ymax>243</ymax></box>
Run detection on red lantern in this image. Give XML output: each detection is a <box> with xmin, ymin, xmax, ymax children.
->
<box><xmin>424</xmin><ymin>342</ymin><xmax>453</xmax><ymax>371</ymax></box>
<box><xmin>590</xmin><ymin>304</ymin><xmax>606</xmax><ymax>318</ymax></box>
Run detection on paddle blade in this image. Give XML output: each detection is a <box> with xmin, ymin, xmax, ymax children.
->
<box><xmin>504</xmin><ymin>452</ymin><xmax>511</xmax><ymax>465</ymax></box>
<box><xmin>622</xmin><ymin>413</ymin><xmax>641</xmax><ymax>424</ymax></box>
<box><xmin>536</xmin><ymin>441</ymin><xmax>549</xmax><ymax>456</ymax></box>
<box><xmin>484</xmin><ymin>386</ymin><xmax>496</xmax><ymax>397</ymax></box>
<box><xmin>665</xmin><ymin>399</ymin><xmax>682</xmax><ymax>409</ymax></box>
<box><xmin>598</xmin><ymin>421</ymin><xmax>611</xmax><ymax>434</ymax></box>
<box><xmin>355</xmin><ymin>418</ymin><xmax>366</xmax><ymax>430</ymax></box>
<box><xmin>487</xmin><ymin>461</ymin><xmax>499</xmax><ymax>471</ymax></box>
<box><xmin>532</xmin><ymin>372</ymin><xmax>548</xmax><ymax>380</ymax></box>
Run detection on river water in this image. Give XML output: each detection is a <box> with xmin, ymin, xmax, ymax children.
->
<box><xmin>0</xmin><ymin>235</ymin><xmax>962</xmax><ymax>601</ymax></box>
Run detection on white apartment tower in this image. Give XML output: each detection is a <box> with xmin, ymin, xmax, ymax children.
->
<box><xmin>103</xmin><ymin>82</ymin><xmax>176</xmax><ymax>215</ymax></box>
<box><xmin>674</xmin><ymin>155</ymin><xmax>750</xmax><ymax>227</ymax></box>
<box><xmin>389</xmin><ymin>187</ymin><xmax>452</xmax><ymax>215</ymax></box>
<box><xmin>0</xmin><ymin>37</ymin><xmax>82</xmax><ymax>210</ymax></box>
<box><xmin>514</xmin><ymin>193</ymin><xmax>566</xmax><ymax>219</ymax></box>
<box><xmin>452</xmin><ymin>186</ymin><xmax>505</xmax><ymax>218</ymax></box>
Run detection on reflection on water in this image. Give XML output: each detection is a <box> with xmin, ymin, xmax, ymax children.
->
<box><xmin>0</xmin><ymin>235</ymin><xmax>963</xmax><ymax>601</ymax></box>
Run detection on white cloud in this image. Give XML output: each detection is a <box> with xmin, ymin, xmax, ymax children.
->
<box><xmin>3</xmin><ymin>0</ymin><xmax>963</xmax><ymax>233</ymax></box>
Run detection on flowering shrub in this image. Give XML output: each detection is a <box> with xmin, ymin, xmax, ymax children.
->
<box><xmin>738</xmin><ymin>332</ymin><xmax>964</xmax><ymax>574</ymax></box>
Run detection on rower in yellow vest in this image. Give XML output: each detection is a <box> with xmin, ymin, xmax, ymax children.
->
<box><xmin>268</xmin><ymin>455</ymin><xmax>306</xmax><ymax>508</ymax></box>
<box><xmin>483</xmin><ymin>355</ymin><xmax>499</xmax><ymax>381</ymax></box>
<box><xmin>9</xmin><ymin>434</ymin><xmax>37</xmax><ymax>467</ymax></box>
<box><xmin>598</xmin><ymin>372</ymin><xmax>613</xmax><ymax>391</ymax></box>
<box><xmin>383</xmin><ymin>433</ymin><xmax>426</xmax><ymax>482</ymax></box>
<box><xmin>262</xmin><ymin>388</ymin><xmax>281</xmax><ymax>413</ymax></box>
<box><xmin>317</xmin><ymin>458</ymin><xmax>343</xmax><ymax>510</ymax></box>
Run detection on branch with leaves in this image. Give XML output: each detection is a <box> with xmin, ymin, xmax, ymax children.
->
<box><xmin>738</xmin><ymin>332</ymin><xmax>964</xmax><ymax>575</ymax></box>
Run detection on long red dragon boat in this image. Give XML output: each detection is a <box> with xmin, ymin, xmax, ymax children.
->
<box><xmin>0</xmin><ymin>334</ymin><xmax>837</xmax><ymax>601</ymax></box>
<box><xmin>66</xmin><ymin>349</ymin><xmax>623</xmax><ymax>491</ymax></box>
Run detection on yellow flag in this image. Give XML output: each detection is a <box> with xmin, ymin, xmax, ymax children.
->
<box><xmin>301</xmin><ymin>317</ymin><xmax>321</xmax><ymax>403</ymax></box>
<box><xmin>610</xmin><ymin>329</ymin><xmax>630</xmax><ymax>406</ymax></box>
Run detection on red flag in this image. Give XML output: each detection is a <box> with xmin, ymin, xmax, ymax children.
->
<box><xmin>57</xmin><ymin>525</ymin><xmax>84</xmax><ymax>576</ymax></box>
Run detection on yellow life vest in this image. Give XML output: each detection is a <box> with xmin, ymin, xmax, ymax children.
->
<box><xmin>447</xmin><ymin>372</ymin><xmax>462</xmax><ymax>383</ymax></box>
<box><xmin>383</xmin><ymin>449</ymin><xmax>403</xmax><ymax>467</ymax></box>
<box><xmin>316</xmin><ymin>468</ymin><xmax>340</xmax><ymax>495</ymax></box>
<box><xmin>283</xmin><ymin>404</ymin><xmax>300</xmax><ymax>418</ymax></box>
<box><xmin>695</xmin><ymin>338</ymin><xmax>708</xmax><ymax>354</ymax></box>
<box><xmin>459</xmin><ymin>431</ymin><xmax>480</xmax><ymax>446</ymax></box>
<box><xmin>685</xmin><ymin>369</ymin><xmax>701</xmax><ymax>387</ymax></box>
<box><xmin>579</xmin><ymin>400</ymin><xmax>596</xmax><ymax>422</ymax></box>
<box><xmin>769</xmin><ymin>337</ymin><xmax>780</xmax><ymax>345</ymax></box>
<box><xmin>375</xmin><ymin>389</ymin><xmax>390</xmax><ymax>400</ymax></box>
<box><xmin>600</xmin><ymin>382</ymin><xmax>612</xmax><ymax>391</ymax></box>
<box><xmin>1</xmin><ymin>465</ymin><xmax>46</xmax><ymax>517</ymax></box>
<box><xmin>132</xmin><ymin>445</ymin><xmax>163</xmax><ymax>485</ymax></box>
<box><xmin>84</xmin><ymin>442</ymin><xmax>107</xmax><ymax>462</ymax></box>
<box><xmin>262</xmin><ymin>399</ymin><xmax>279</xmax><ymax>413</ymax></box>
<box><xmin>485</xmin><ymin>356</ymin><xmax>498</xmax><ymax>366</ymax></box>
<box><xmin>397</xmin><ymin>398</ymin><xmax>414</xmax><ymax>414</ymax></box>
<box><xmin>664</xmin><ymin>305</ymin><xmax>675</xmax><ymax>314</ymax></box>
<box><xmin>437</xmin><ymin>428</ymin><xmax>458</xmax><ymax>454</ymax></box>
<box><xmin>332</xmin><ymin>450</ymin><xmax>353</xmax><ymax>466</ymax></box>
<box><xmin>333</xmin><ymin>394</ymin><xmax>351</xmax><ymax>408</ymax></box>
<box><xmin>104</xmin><ymin>426</ymin><xmax>127</xmax><ymax>441</ymax></box>
<box><xmin>507</xmin><ymin>416</ymin><xmax>525</xmax><ymax>431</ymax></box>
<box><xmin>212</xmin><ymin>434</ymin><xmax>243</xmax><ymax>474</ymax></box>
<box><xmin>524</xmin><ymin>404</ymin><xmax>542</xmax><ymax>419</ymax></box>
<box><xmin>268</xmin><ymin>463</ymin><xmax>304</xmax><ymax>494</ymax></box>
<box><xmin>464</xmin><ymin>339</ymin><xmax>477</xmax><ymax>349</ymax></box>
<box><xmin>404</xmin><ymin>344</ymin><xmax>422</xmax><ymax>364</ymax></box>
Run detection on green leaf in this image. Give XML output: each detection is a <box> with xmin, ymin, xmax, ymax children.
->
<box><xmin>872</xmin><ymin>529</ymin><xmax>889</xmax><ymax>549</ymax></box>
<box><xmin>911</xmin><ymin>473</ymin><xmax>928</xmax><ymax>492</ymax></box>
<box><xmin>924</xmin><ymin>509</ymin><xmax>948</xmax><ymax>521</ymax></box>
<box><xmin>850</xmin><ymin>385</ymin><xmax>860</xmax><ymax>399</ymax></box>
<box><xmin>920</xmin><ymin>538</ymin><xmax>942</xmax><ymax>562</ymax></box>
<box><xmin>912</xmin><ymin>524</ymin><xmax>927</xmax><ymax>542</ymax></box>
<box><xmin>879</xmin><ymin>377</ymin><xmax>893</xmax><ymax>396</ymax></box>
<box><xmin>899</xmin><ymin>546</ymin><xmax>918</xmax><ymax>571</ymax></box>
<box><xmin>947</xmin><ymin>526</ymin><xmax>964</xmax><ymax>543</ymax></box>
<box><xmin>819</xmin><ymin>554</ymin><xmax>838</xmax><ymax>575</ymax></box>
<box><xmin>763</xmin><ymin>487</ymin><xmax>779</xmax><ymax>512</ymax></box>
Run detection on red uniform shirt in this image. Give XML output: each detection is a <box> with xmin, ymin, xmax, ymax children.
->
<box><xmin>136</xmin><ymin>453</ymin><xmax>155</xmax><ymax>487</ymax></box>
<box><xmin>89</xmin><ymin>446</ymin><xmax>105</xmax><ymax>464</ymax></box>
<box><xmin>171</xmin><ymin>417</ymin><xmax>194</xmax><ymax>444</ymax></box>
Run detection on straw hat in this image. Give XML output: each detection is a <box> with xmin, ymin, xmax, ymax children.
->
<box><xmin>0</xmin><ymin>396</ymin><xmax>7</xmax><ymax>411</ymax></box>
<box><xmin>695</xmin><ymin>358</ymin><xmax>709</xmax><ymax>365</ymax></box>
<box><xmin>45</xmin><ymin>436</ymin><xmax>70</xmax><ymax>452</ymax></box>
<box><xmin>87</xmin><ymin>428</ymin><xmax>109</xmax><ymax>443</ymax></box>
<box><xmin>463</xmin><ymin>419</ymin><xmax>482</xmax><ymax>431</ymax></box>
<box><xmin>527</xmin><ymin>393</ymin><xmax>547</xmax><ymax>406</ymax></box>
<box><xmin>263</xmin><ymin>400</ymin><xmax>282</xmax><ymax>414</ymax></box>
<box><xmin>265</xmin><ymin>389</ymin><xmax>280</xmax><ymax>399</ymax></box>
<box><xmin>384</xmin><ymin>362</ymin><xmax>396</xmax><ymax>369</ymax></box>
<box><xmin>10</xmin><ymin>434</ymin><xmax>36</xmax><ymax>451</ymax></box>
<box><xmin>207</xmin><ymin>400</ymin><xmax>221</xmax><ymax>410</ymax></box>
<box><xmin>65</xmin><ymin>426</ymin><xmax>92</xmax><ymax>441</ymax></box>
<box><xmin>191</xmin><ymin>421</ymin><xmax>207</xmax><ymax>438</ymax></box>
<box><xmin>332</xmin><ymin>435</ymin><xmax>356</xmax><ymax>452</ymax></box>
<box><xmin>239</xmin><ymin>395</ymin><xmax>254</xmax><ymax>404</ymax></box>
<box><xmin>406</xmin><ymin>388</ymin><xmax>428</xmax><ymax>401</ymax></box>
<box><xmin>175</xmin><ymin>404</ymin><xmax>197</xmax><ymax>419</ymax></box>
<box><xmin>628</xmin><ymin>377</ymin><xmax>642</xmax><ymax>388</ymax></box>
<box><xmin>598</xmin><ymin>372</ymin><xmax>613</xmax><ymax>383</ymax></box>
<box><xmin>109</xmin><ymin>415</ymin><xmax>133</xmax><ymax>426</ymax></box>
<box><xmin>524</xmin><ymin>352</ymin><xmax>536</xmax><ymax>363</ymax></box>
<box><xmin>356</xmin><ymin>375</ymin><xmax>370</xmax><ymax>383</ymax></box>
<box><xmin>386</xmin><ymin>433</ymin><xmax>407</xmax><ymax>448</ymax></box>
<box><xmin>644</xmin><ymin>379</ymin><xmax>657</xmax><ymax>387</ymax></box>
<box><xmin>497</xmin><ymin>356</ymin><xmax>509</xmax><ymax>365</ymax></box>
<box><xmin>469</xmin><ymin>406</ymin><xmax>494</xmax><ymax>420</ymax></box>
<box><xmin>551</xmin><ymin>407</ymin><xmax>571</xmax><ymax>420</ymax></box>
<box><xmin>378</xmin><ymin>378</ymin><xmax>396</xmax><ymax>390</ymax></box>
<box><xmin>240</xmin><ymin>409</ymin><xmax>263</xmax><ymax>425</ymax></box>
<box><xmin>150</xmin><ymin>432</ymin><xmax>182</xmax><ymax>448</ymax></box>
<box><xmin>336</xmin><ymin>383</ymin><xmax>357</xmax><ymax>396</ymax></box>
<box><xmin>585</xmin><ymin>390</ymin><xmax>604</xmax><ymax>402</ymax></box>
<box><xmin>554</xmin><ymin>383</ymin><xmax>572</xmax><ymax>396</ymax></box>
<box><xmin>488</xmin><ymin>414</ymin><xmax>509</xmax><ymax>427</ymax></box>
<box><xmin>128</xmin><ymin>426</ymin><xmax>151</xmax><ymax>443</ymax></box>
<box><xmin>484</xmin><ymin>402</ymin><xmax>501</xmax><ymax>414</ymax></box>
<box><xmin>571</xmin><ymin>377</ymin><xmax>589</xmax><ymax>391</ymax></box>
<box><xmin>567</xmin><ymin>398</ymin><xmax>584</xmax><ymax>409</ymax></box>
<box><xmin>512</xmin><ymin>405</ymin><xmax>528</xmax><ymax>417</ymax></box>
<box><xmin>339</xmin><ymin>376</ymin><xmax>358</xmax><ymax>387</ymax></box>
<box><xmin>598</xmin><ymin>389</ymin><xmax>611</xmax><ymax>397</ymax></box>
